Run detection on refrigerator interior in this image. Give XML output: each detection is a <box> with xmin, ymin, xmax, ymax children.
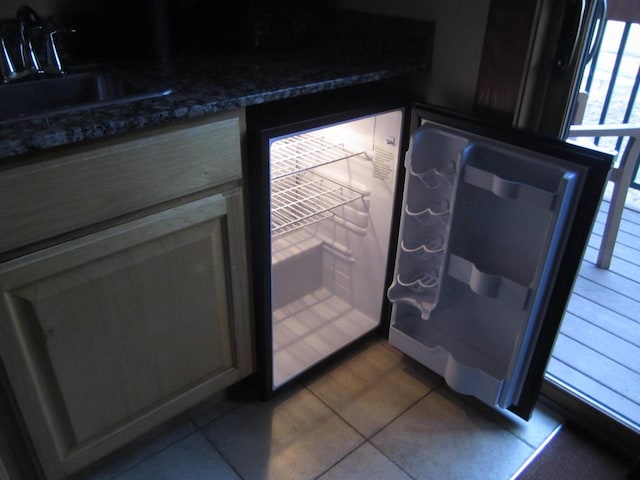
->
<box><xmin>270</xmin><ymin>110</ymin><xmax>402</xmax><ymax>389</ymax></box>
<box><xmin>388</xmin><ymin>122</ymin><xmax>584</xmax><ymax>409</ymax></box>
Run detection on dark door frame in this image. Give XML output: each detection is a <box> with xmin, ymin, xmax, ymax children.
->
<box><xmin>473</xmin><ymin>0</ymin><xmax>602</xmax><ymax>137</ymax></box>
<box><xmin>473</xmin><ymin>0</ymin><xmax>640</xmax><ymax>457</ymax></box>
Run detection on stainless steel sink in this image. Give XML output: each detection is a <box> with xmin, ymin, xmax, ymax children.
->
<box><xmin>0</xmin><ymin>66</ymin><xmax>172</xmax><ymax>124</ymax></box>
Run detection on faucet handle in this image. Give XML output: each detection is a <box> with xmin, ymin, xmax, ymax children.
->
<box><xmin>45</xmin><ymin>28</ymin><xmax>77</xmax><ymax>75</ymax></box>
<box><xmin>17</xmin><ymin>5</ymin><xmax>42</xmax><ymax>26</ymax></box>
<box><xmin>0</xmin><ymin>36</ymin><xmax>17</xmax><ymax>82</ymax></box>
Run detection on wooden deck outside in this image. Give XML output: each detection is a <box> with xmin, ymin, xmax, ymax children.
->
<box><xmin>547</xmin><ymin>194</ymin><xmax>640</xmax><ymax>431</ymax></box>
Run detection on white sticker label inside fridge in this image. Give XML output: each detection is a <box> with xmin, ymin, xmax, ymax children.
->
<box><xmin>373</xmin><ymin>148</ymin><xmax>395</xmax><ymax>181</ymax></box>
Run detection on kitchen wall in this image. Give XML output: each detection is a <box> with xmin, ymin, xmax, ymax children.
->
<box><xmin>0</xmin><ymin>0</ymin><xmax>47</xmax><ymax>17</ymax></box>
<box><xmin>1</xmin><ymin>0</ymin><xmax>490</xmax><ymax>113</ymax></box>
<box><xmin>328</xmin><ymin>0</ymin><xmax>490</xmax><ymax>112</ymax></box>
<box><xmin>0</xmin><ymin>0</ymin><xmax>103</xmax><ymax>17</ymax></box>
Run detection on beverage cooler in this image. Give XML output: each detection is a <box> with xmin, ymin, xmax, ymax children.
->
<box><xmin>246</xmin><ymin>86</ymin><xmax>611</xmax><ymax>420</ymax></box>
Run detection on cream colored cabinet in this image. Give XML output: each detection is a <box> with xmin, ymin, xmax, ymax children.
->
<box><xmin>0</xmin><ymin>112</ymin><xmax>253</xmax><ymax>480</ymax></box>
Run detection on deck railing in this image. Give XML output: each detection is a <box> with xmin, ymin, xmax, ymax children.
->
<box><xmin>578</xmin><ymin>18</ymin><xmax>640</xmax><ymax>189</ymax></box>
<box><xmin>568</xmin><ymin>124</ymin><xmax>640</xmax><ymax>268</ymax></box>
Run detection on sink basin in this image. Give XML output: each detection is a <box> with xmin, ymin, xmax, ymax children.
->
<box><xmin>0</xmin><ymin>66</ymin><xmax>172</xmax><ymax>124</ymax></box>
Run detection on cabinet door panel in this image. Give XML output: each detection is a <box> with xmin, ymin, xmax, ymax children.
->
<box><xmin>0</xmin><ymin>192</ymin><xmax>252</xmax><ymax>479</ymax></box>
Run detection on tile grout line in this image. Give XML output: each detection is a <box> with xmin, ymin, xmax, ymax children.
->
<box><xmin>303</xmin><ymin>380</ymin><xmax>443</xmax><ymax>480</ymax></box>
<box><xmin>310</xmin><ymin>439</ymin><xmax>420</xmax><ymax>480</ymax></box>
<box><xmin>105</xmin><ymin>399</ymin><xmax>249</xmax><ymax>480</ymax></box>
<box><xmin>192</xmin><ymin>398</ymin><xmax>246</xmax><ymax>430</ymax></box>
<box><xmin>98</xmin><ymin>420</ymin><xmax>200</xmax><ymax>480</ymax></box>
<box><xmin>507</xmin><ymin>423</ymin><xmax>564</xmax><ymax>480</ymax></box>
<box><xmin>367</xmin><ymin>441</ymin><xmax>419</xmax><ymax>480</ymax></box>
<box><xmin>194</xmin><ymin>409</ymin><xmax>249</xmax><ymax>480</ymax></box>
<box><xmin>197</xmin><ymin>423</ymin><xmax>247</xmax><ymax>480</ymax></box>
<box><xmin>301</xmin><ymin>383</ymin><xmax>367</xmax><ymax>480</ymax></box>
<box><xmin>311</xmin><ymin>440</ymin><xmax>366</xmax><ymax>480</ymax></box>
<box><xmin>303</xmin><ymin>375</ymin><xmax>442</xmax><ymax>441</ymax></box>
<box><xmin>99</xmin><ymin>388</ymin><xmax>250</xmax><ymax>480</ymax></box>
<box><xmin>362</xmin><ymin>385</ymin><xmax>444</xmax><ymax>480</ymax></box>
<box><xmin>448</xmin><ymin>388</ymin><xmax>564</xmax><ymax>451</ymax></box>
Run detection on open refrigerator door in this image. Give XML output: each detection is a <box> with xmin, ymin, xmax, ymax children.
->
<box><xmin>388</xmin><ymin>106</ymin><xmax>612</xmax><ymax>419</ymax></box>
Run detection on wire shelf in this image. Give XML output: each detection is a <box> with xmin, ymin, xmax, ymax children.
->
<box><xmin>271</xmin><ymin>172</ymin><xmax>363</xmax><ymax>237</ymax></box>
<box><xmin>271</xmin><ymin>132</ymin><xmax>366</xmax><ymax>180</ymax></box>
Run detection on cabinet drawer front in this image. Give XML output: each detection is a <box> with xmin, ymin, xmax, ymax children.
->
<box><xmin>0</xmin><ymin>111</ymin><xmax>243</xmax><ymax>254</ymax></box>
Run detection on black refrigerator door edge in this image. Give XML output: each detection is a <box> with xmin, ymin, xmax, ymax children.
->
<box><xmin>245</xmin><ymin>116</ymin><xmax>275</xmax><ymax>399</ymax></box>
<box><xmin>409</xmin><ymin>104</ymin><xmax>612</xmax><ymax>420</ymax></box>
<box><xmin>507</xmin><ymin>136</ymin><xmax>611</xmax><ymax>419</ymax></box>
<box><xmin>248</xmin><ymin>84</ymin><xmax>418</xmax><ymax>141</ymax></box>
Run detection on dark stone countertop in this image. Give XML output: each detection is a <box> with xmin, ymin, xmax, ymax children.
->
<box><xmin>0</xmin><ymin>42</ymin><xmax>430</xmax><ymax>161</ymax></box>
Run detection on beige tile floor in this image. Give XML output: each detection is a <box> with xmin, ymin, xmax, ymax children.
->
<box><xmin>78</xmin><ymin>337</ymin><xmax>563</xmax><ymax>480</ymax></box>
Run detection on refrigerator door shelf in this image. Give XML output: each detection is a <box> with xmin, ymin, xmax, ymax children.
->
<box><xmin>410</xmin><ymin>167</ymin><xmax>455</xmax><ymax>189</ymax></box>
<box><xmin>463</xmin><ymin>164</ymin><xmax>558</xmax><ymax>209</ymax></box>
<box><xmin>389</xmin><ymin>312</ymin><xmax>505</xmax><ymax>407</ymax></box>
<box><xmin>405</xmin><ymin>199</ymin><xmax>451</xmax><ymax>218</ymax></box>
<box><xmin>406</xmin><ymin>126</ymin><xmax>468</xmax><ymax>176</ymax></box>
<box><xmin>388</xmin><ymin>124</ymin><xmax>465</xmax><ymax>321</ymax></box>
<box><xmin>387</xmin><ymin>283</ymin><xmax>438</xmax><ymax>318</ymax></box>
<box><xmin>447</xmin><ymin>254</ymin><xmax>532</xmax><ymax>308</ymax></box>
<box><xmin>400</xmin><ymin>234</ymin><xmax>445</xmax><ymax>256</ymax></box>
<box><xmin>396</xmin><ymin>270</ymin><xmax>439</xmax><ymax>291</ymax></box>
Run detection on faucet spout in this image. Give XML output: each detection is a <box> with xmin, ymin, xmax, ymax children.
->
<box><xmin>17</xmin><ymin>5</ymin><xmax>44</xmax><ymax>74</ymax></box>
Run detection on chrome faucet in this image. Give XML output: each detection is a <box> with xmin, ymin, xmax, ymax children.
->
<box><xmin>17</xmin><ymin>5</ymin><xmax>44</xmax><ymax>75</ymax></box>
<box><xmin>0</xmin><ymin>6</ymin><xmax>76</xmax><ymax>82</ymax></box>
<box><xmin>44</xmin><ymin>28</ymin><xmax>76</xmax><ymax>75</ymax></box>
<box><xmin>0</xmin><ymin>36</ymin><xmax>18</xmax><ymax>82</ymax></box>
